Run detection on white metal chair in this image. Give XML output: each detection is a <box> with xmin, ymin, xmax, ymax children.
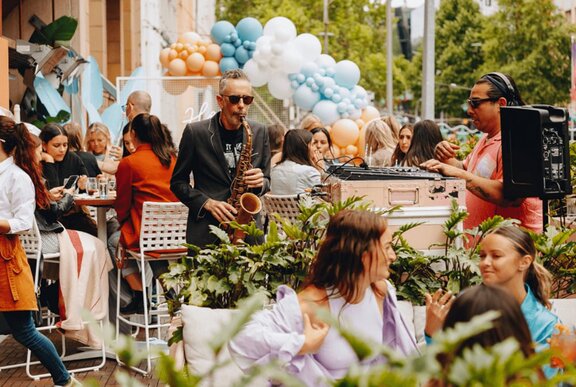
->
<box><xmin>2</xmin><ymin>219</ymin><xmax>106</xmax><ymax>379</ymax></box>
<box><xmin>116</xmin><ymin>201</ymin><xmax>189</xmax><ymax>376</ymax></box>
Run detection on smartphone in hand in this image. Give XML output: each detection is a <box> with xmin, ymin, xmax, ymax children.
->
<box><xmin>63</xmin><ymin>175</ymin><xmax>79</xmax><ymax>190</ymax></box>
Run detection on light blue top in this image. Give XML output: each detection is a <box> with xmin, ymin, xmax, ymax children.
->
<box><xmin>270</xmin><ymin>160</ymin><xmax>321</xmax><ymax>195</ymax></box>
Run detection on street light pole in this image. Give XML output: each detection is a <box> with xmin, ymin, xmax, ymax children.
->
<box><xmin>323</xmin><ymin>0</ymin><xmax>329</xmax><ymax>54</ymax></box>
<box><xmin>422</xmin><ymin>0</ymin><xmax>435</xmax><ymax>119</ymax></box>
<box><xmin>386</xmin><ymin>0</ymin><xmax>393</xmax><ymax>116</ymax></box>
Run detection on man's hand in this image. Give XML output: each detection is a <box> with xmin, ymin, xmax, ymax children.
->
<box><xmin>204</xmin><ymin>199</ymin><xmax>237</xmax><ymax>223</ymax></box>
<box><xmin>434</xmin><ymin>140</ymin><xmax>460</xmax><ymax>162</ymax></box>
<box><xmin>420</xmin><ymin>159</ymin><xmax>462</xmax><ymax>178</ymax></box>
<box><xmin>243</xmin><ymin>168</ymin><xmax>264</xmax><ymax>188</ymax></box>
<box><xmin>424</xmin><ymin>289</ymin><xmax>456</xmax><ymax>337</ymax></box>
<box><xmin>298</xmin><ymin>313</ymin><xmax>329</xmax><ymax>355</ymax></box>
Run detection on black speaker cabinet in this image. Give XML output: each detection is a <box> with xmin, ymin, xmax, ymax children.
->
<box><xmin>500</xmin><ymin>105</ymin><xmax>572</xmax><ymax>200</ymax></box>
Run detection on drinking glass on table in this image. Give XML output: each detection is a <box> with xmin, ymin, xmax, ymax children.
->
<box><xmin>87</xmin><ymin>177</ymin><xmax>98</xmax><ymax>196</ymax></box>
<box><xmin>98</xmin><ymin>176</ymin><xmax>108</xmax><ymax>198</ymax></box>
<box><xmin>107</xmin><ymin>176</ymin><xmax>116</xmax><ymax>197</ymax></box>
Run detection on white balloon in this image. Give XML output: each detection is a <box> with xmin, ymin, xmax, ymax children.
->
<box><xmin>279</xmin><ymin>45</ymin><xmax>303</xmax><ymax>74</ymax></box>
<box><xmin>316</xmin><ymin>54</ymin><xmax>336</xmax><ymax>68</ymax></box>
<box><xmin>244</xmin><ymin>59</ymin><xmax>269</xmax><ymax>87</ymax></box>
<box><xmin>268</xmin><ymin>73</ymin><xmax>294</xmax><ymax>99</ymax></box>
<box><xmin>263</xmin><ymin>17</ymin><xmax>297</xmax><ymax>42</ymax></box>
<box><xmin>294</xmin><ymin>33</ymin><xmax>322</xmax><ymax>61</ymax></box>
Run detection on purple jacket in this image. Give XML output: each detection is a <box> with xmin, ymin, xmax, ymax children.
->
<box><xmin>228</xmin><ymin>282</ymin><xmax>418</xmax><ymax>386</ymax></box>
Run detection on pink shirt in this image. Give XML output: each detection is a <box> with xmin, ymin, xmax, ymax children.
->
<box><xmin>463</xmin><ymin>132</ymin><xmax>542</xmax><ymax>232</ymax></box>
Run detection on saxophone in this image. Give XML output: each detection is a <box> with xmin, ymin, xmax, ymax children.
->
<box><xmin>227</xmin><ymin>116</ymin><xmax>262</xmax><ymax>243</ymax></box>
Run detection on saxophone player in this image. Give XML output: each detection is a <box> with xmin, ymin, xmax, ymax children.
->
<box><xmin>171</xmin><ymin>69</ymin><xmax>271</xmax><ymax>248</ymax></box>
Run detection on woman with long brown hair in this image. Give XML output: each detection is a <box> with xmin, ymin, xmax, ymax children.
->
<box><xmin>229</xmin><ymin>209</ymin><xmax>418</xmax><ymax>384</ymax></box>
<box><xmin>0</xmin><ymin>116</ymin><xmax>75</xmax><ymax>386</ymax></box>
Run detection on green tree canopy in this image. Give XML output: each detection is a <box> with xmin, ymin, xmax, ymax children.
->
<box><xmin>435</xmin><ymin>0</ymin><xmax>486</xmax><ymax>117</ymax></box>
<box><xmin>481</xmin><ymin>0</ymin><xmax>573</xmax><ymax>105</ymax></box>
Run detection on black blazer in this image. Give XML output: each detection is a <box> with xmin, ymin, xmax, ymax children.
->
<box><xmin>171</xmin><ymin>113</ymin><xmax>271</xmax><ymax>247</ymax></box>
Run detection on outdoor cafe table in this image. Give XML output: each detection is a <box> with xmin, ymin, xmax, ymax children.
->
<box><xmin>74</xmin><ymin>196</ymin><xmax>115</xmax><ymax>243</ymax></box>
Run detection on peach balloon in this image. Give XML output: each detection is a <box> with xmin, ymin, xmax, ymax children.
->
<box><xmin>175</xmin><ymin>43</ymin><xmax>184</xmax><ymax>52</ymax></box>
<box><xmin>331</xmin><ymin>119</ymin><xmax>360</xmax><ymax>147</ymax></box>
<box><xmin>206</xmin><ymin>44</ymin><xmax>223</xmax><ymax>62</ymax></box>
<box><xmin>168</xmin><ymin>58</ymin><xmax>187</xmax><ymax>76</ymax></box>
<box><xmin>355</xmin><ymin>119</ymin><xmax>365</xmax><ymax>128</ymax></box>
<box><xmin>178</xmin><ymin>50</ymin><xmax>189</xmax><ymax>60</ymax></box>
<box><xmin>361</xmin><ymin>106</ymin><xmax>380</xmax><ymax>122</ymax></box>
<box><xmin>168</xmin><ymin>49</ymin><xmax>179</xmax><ymax>61</ymax></box>
<box><xmin>202</xmin><ymin>60</ymin><xmax>220</xmax><ymax>77</ymax></box>
<box><xmin>159</xmin><ymin>47</ymin><xmax>171</xmax><ymax>68</ymax></box>
<box><xmin>186</xmin><ymin>52</ymin><xmax>205</xmax><ymax>72</ymax></box>
<box><xmin>345</xmin><ymin>145</ymin><xmax>358</xmax><ymax>155</ymax></box>
<box><xmin>179</xmin><ymin>31</ymin><xmax>202</xmax><ymax>45</ymax></box>
<box><xmin>357</xmin><ymin>126</ymin><xmax>366</xmax><ymax>157</ymax></box>
<box><xmin>198</xmin><ymin>45</ymin><xmax>207</xmax><ymax>54</ymax></box>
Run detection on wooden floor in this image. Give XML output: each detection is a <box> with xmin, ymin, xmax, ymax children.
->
<box><xmin>0</xmin><ymin>332</ymin><xmax>162</xmax><ymax>386</ymax></box>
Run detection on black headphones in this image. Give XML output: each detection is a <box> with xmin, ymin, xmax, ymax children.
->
<box><xmin>482</xmin><ymin>72</ymin><xmax>519</xmax><ymax>106</ymax></box>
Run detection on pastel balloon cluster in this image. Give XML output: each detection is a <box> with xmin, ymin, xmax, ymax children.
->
<box><xmin>210</xmin><ymin>18</ymin><xmax>263</xmax><ymax>73</ymax></box>
<box><xmin>159</xmin><ymin>31</ymin><xmax>222</xmax><ymax>77</ymax></box>
<box><xmin>289</xmin><ymin>55</ymin><xmax>370</xmax><ymax>125</ymax></box>
<box><xmin>243</xmin><ymin>17</ymin><xmax>323</xmax><ymax>100</ymax></box>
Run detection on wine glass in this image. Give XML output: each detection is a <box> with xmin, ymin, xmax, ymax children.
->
<box><xmin>87</xmin><ymin>177</ymin><xmax>98</xmax><ymax>196</ymax></box>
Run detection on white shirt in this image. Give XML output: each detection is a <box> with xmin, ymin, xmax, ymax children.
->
<box><xmin>270</xmin><ymin>160</ymin><xmax>321</xmax><ymax>195</ymax></box>
<box><xmin>0</xmin><ymin>157</ymin><xmax>35</xmax><ymax>233</ymax></box>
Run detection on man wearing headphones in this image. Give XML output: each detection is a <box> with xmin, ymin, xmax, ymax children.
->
<box><xmin>421</xmin><ymin>73</ymin><xmax>542</xmax><ymax>232</ymax></box>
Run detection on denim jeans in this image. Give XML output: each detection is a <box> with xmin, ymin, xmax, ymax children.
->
<box><xmin>4</xmin><ymin>311</ymin><xmax>70</xmax><ymax>385</ymax></box>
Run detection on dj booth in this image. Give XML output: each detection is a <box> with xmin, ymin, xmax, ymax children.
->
<box><xmin>325</xmin><ymin>165</ymin><xmax>467</xmax><ymax>251</ymax></box>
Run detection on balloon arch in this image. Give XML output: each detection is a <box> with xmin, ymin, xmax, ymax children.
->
<box><xmin>159</xmin><ymin>16</ymin><xmax>379</xmax><ymax>159</ymax></box>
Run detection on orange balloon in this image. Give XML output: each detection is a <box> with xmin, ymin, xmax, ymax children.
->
<box><xmin>168</xmin><ymin>49</ymin><xmax>179</xmax><ymax>61</ymax></box>
<box><xmin>178</xmin><ymin>50</ymin><xmax>189</xmax><ymax>60</ymax></box>
<box><xmin>205</xmin><ymin>44</ymin><xmax>222</xmax><ymax>62</ymax></box>
<box><xmin>202</xmin><ymin>60</ymin><xmax>220</xmax><ymax>77</ymax></box>
<box><xmin>175</xmin><ymin>43</ymin><xmax>184</xmax><ymax>52</ymax></box>
<box><xmin>331</xmin><ymin>119</ymin><xmax>360</xmax><ymax>147</ymax></box>
<box><xmin>361</xmin><ymin>106</ymin><xmax>380</xmax><ymax>122</ymax></box>
<box><xmin>198</xmin><ymin>45</ymin><xmax>207</xmax><ymax>54</ymax></box>
<box><xmin>159</xmin><ymin>47</ymin><xmax>171</xmax><ymax>68</ymax></box>
<box><xmin>170</xmin><ymin>43</ymin><xmax>177</xmax><ymax>50</ymax></box>
<box><xmin>168</xmin><ymin>58</ymin><xmax>187</xmax><ymax>76</ymax></box>
<box><xmin>186</xmin><ymin>52</ymin><xmax>205</xmax><ymax>73</ymax></box>
<box><xmin>355</xmin><ymin>119</ymin><xmax>365</xmax><ymax>128</ymax></box>
<box><xmin>345</xmin><ymin>144</ymin><xmax>358</xmax><ymax>156</ymax></box>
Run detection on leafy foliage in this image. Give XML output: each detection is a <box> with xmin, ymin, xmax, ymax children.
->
<box><xmin>29</xmin><ymin>16</ymin><xmax>78</xmax><ymax>46</ymax></box>
<box><xmin>161</xmin><ymin>196</ymin><xmax>375</xmax><ymax>311</ymax></box>
<box><xmin>530</xmin><ymin>226</ymin><xmax>576</xmax><ymax>297</ymax></box>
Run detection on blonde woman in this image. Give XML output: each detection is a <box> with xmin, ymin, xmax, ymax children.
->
<box><xmin>84</xmin><ymin>122</ymin><xmax>121</xmax><ymax>174</ymax></box>
<box><xmin>364</xmin><ymin>119</ymin><xmax>397</xmax><ymax>167</ymax></box>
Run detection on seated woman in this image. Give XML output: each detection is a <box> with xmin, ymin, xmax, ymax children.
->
<box><xmin>381</xmin><ymin>115</ymin><xmax>402</xmax><ymax>143</ymax></box>
<box><xmin>438</xmin><ymin>284</ymin><xmax>542</xmax><ymax>382</ymax></box>
<box><xmin>390</xmin><ymin>124</ymin><xmax>413</xmax><ymax>166</ymax></box>
<box><xmin>425</xmin><ymin>226</ymin><xmax>558</xmax><ymax>376</ymax></box>
<box><xmin>85</xmin><ymin>122</ymin><xmax>122</xmax><ymax>175</ymax></box>
<box><xmin>311</xmin><ymin>126</ymin><xmax>337</xmax><ymax>168</ymax></box>
<box><xmin>267</xmin><ymin>123</ymin><xmax>286</xmax><ymax>167</ymax></box>
<box><xmin>108</xmin><ymin>113</ymin><xmax>178</xmax><ymax>314</ymax></box>
<box><xmin>31</xmin><ymin>133</ymin><xmax>112</xmax><ymax>346</ymax></box>
<box><xmin>364</xmin><ymin>119</ymin><xmax>396</xmax><ymax>167</ymax></box>
<box><xmin>229</xmin><ymin>210</ymin><xmax>418</xmax><ymax>384</ymax></box>
<box><xmin>39</xmin><ymin>123</ymin><xmax>97</xmax><ymax>237</ymax></box>
<box><xmin>402</xmin><ymin>120</ymin><xmax>443</xmax><ymax>167</ymax></box>
<box><xmin>64</xmin><ymin>122</ymin><xmax>101</xmax><ymax>177</ymax></box>
<box><xmin>270</xmin><ymin>129</ymin><xmax>321</xmax><ymax>195</ymax></box>
<box><xmin>0</xmin><ymin>116</ymin><xmax>77</xmax><ymax>386</ymax></box>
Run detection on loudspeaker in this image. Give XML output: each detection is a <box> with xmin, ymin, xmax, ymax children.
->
<box><xmin>501</xmin><ymin>105</ymin><xmax>572</xmax><ymax>199</ymax></box>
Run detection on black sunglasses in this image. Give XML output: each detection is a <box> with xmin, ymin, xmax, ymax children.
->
<box><xmin>221</xmin><ymin>95</ymin><xmax>254</xmax><ymax>105</ymax></box>
<box><xmin>467</xmin><ymin>97</ymin><xmax>498</xmax><ymax>108</ymax></box>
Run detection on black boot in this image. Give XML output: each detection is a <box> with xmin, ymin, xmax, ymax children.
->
<box><xmin>120</xmin><ymin>291</ymin><xmax>145</xmax><ymax>315</ymax></box>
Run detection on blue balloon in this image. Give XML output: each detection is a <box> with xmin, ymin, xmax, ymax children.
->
<box><xmin>296</xmin><ymin>74</ymin><xmax>306</xmax><ymax>83</ymax></box>
<box><xmin>320</xmin><ymin>77</ymin><xmax>336</xmax><ymax>92</ymax></box>
<box><xmin>334</xmin><ymin>60</ymin><xmax>361</xmax><ymax>89</ymax></box>
<box><xmin>233</xmin><ymin>39</ymin><xmax>242</xmax><ymax>48</ymax></box>
<box><xmin>323</xmin><ymin>87</ymin><xmax>334</xmax><ymax>98</ymax></box>
<box><xmin>211</xmin><ymin>21</ymin><xmax>236</xmax><ymax>45</ymax></box>
<box><xmin>318</xmin><ymin>68</ymin><xmax>326</xmax><ymax>76</ymax></box>
<box><xmin>305</xmin><ymin>77</ymin><xmax>315</xmax><ymax>87</ymax></box>
<box><xmin>293</xmin><ymin>84</ymin><xmax>321</xmax><ymax>110</ymax></box>
<box><xmin>236</xmin><ymin>17</ymin><xmax>263</xmax><ymax>42</ymax></box>
<box><xmin>288</xmin><ymin>74</ymin><xmax>298</xmax><ymax>81</ymax></box>
<box><xmin>313</xmin><ymin>100</ymin><xmax>340</xmax><ymax>125</ymax></box>
<box><xmin>220</xmin><ymin>57</ymin><xmax>240</xmax><ymax>72</ymax></box>
<box><xmin>220</xmin><ymin>43</ymin><xmax>236</xmax><ymax>57</ymax></box>
<box><xmin>332</xmin><ymin>94</ymin><xmax>342</xmax><ymax>103</ymax></box>
<box><xmin>249</xmin><ymin>42</ymin><xmax>257</xmax><ymax>50</ymax></box>
<box><xmin>337</xmin><ymin>102</ymin><xmax>348</xmax><ymax>113</ymax></box>
<box><xmin>325</xmin><ymin>67</ymin><xmax>336</xmax><ymax>77</ymax></box>
<box><xmin>230</xmin><ymin>31</ymin><xmax>238</xmax><ymax>41</ymax></box>
<box><xmin>223</xmin><ymin>35</ymin><xmax>232</xmax><ymax>44</ymax></box>
<box><xmin>300</xmin><ymin>62</ymin><xmax>319</xmax><ymax>78</ymax></box>
<box><xmin>235</xmin><ymin>46</ymin><xmax>250</xmax><ymax>64</ymax></box>
<box><xmin>291</xmin><ymin>80</ymin><xmax>300</xmax><ymax>89</ymax></box>
<box><xmin>310</xmin><ymin>84</ymin><xmax>319</xmax><ymax>92</ymax></box>
<box><xmin>243</xmin><ymin>40</ymin><xmax>251</xmax><ymax>49</ymax></box>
